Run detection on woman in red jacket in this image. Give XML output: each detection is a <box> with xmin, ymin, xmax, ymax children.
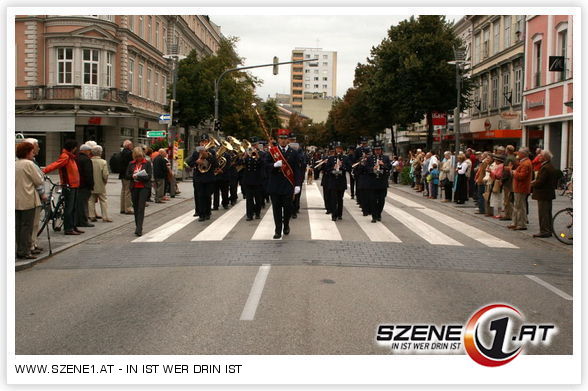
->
<box><xmin>126</xmin><ymin>147</ymin><xmax>152</xmax><ymax>236</ymax></box>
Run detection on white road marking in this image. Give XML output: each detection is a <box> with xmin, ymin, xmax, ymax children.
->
<box><xmin>343</xmin><ymin>192</ymin><xmax>401</xmax><ymax>242</ymax></box>
<box><xmin>252</xmin><ymin>206</ymin><xmax>281</xmax><ymax>241</ymax></box>
<box><xmin>306</xmin><ymin>184</ymin><xmax>342</xmax><ymax>240</ymax></box>
<box><xmin>133</xmin><ymin>210</ymin><xmax>195</xmax><ymax>243</ymax></box>
<box><xmin>525</xmin><ymin>275</ymin><xmax>573</xmax><ymax>301</ymax></box>
<box><xmin>391</xmin><ymin>193</ymin><xmax>518</xmax><ymax>248</ymax></box>
<box><xmin>191</xmin><ymin>200</ymin><xmax>247</xmax><ymax>241</ymax></box>
<box><xmin>240</xmin><ymin>264</ymin><xmax>271</xmax><ymax>321</ymax></box>
<box><xmin>383</xmin><ymin>202</ymin><xmax>463</xmax><ymax>246</ymax></box>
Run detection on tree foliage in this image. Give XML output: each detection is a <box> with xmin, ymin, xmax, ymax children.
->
<box><xmin>174</xmin><ymin>36</ymin><xmax>262</xmax><ymax>138</ymax></box>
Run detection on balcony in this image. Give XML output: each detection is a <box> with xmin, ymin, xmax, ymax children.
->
<box><xmin>16</xmin><ymin>85</ymin><xmax>129</xmax><ymax>103</ymax></box>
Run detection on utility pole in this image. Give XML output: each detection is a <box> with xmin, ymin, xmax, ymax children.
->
<box><xmin>448</xmin><ymin>47</ymin><xmax>466</xmax><ymax>156</ymax></box>
<box><xmin>214</xmin><ymin>57</ymin><xmax>319</xmax><ymax>138</ymax></box>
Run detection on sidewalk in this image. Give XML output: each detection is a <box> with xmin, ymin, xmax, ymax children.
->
<box><xmin>390</xmin><ymin>182</ymin><xmax>573</xmax><ymax>251</ymax></box>
<box><xmin>16</xmin><ymin>174</ymin><xmax>195</xmax><ymax>271</ymax></box>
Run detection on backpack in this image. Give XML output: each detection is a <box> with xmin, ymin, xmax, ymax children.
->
<box><xmin>109</xmin><ymin>152</ymin><xmax>122</xmax><ymax>174</ymax></box>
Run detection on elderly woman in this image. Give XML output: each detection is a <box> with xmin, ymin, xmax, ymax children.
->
<box><xmin>126</xmin><ymin>147</ymin><xmax>152</xmax><ymax>236</ymax></box>
<box><xmin>439</xmin><ymin>151</ymin><xmax>454</xmax><ymax>202</ymax></box>
<box><xmin>489</xmin><ymin>154</ymin><xmax>506</xmax><ymax>218</ymax></box>
<box><xmin>454</xmin><ymin>153</ymin><xmax>468</xmax><ymax>204</ymax></box>
<box><xmin>89</xmin><ymin>145</ymin><xmax>112</xmax><ymax>223</ymax></box>
<box><xmin>15</xmin><ymin>142</ymin><xmax>45</xmax><ymax>259</ymax></box>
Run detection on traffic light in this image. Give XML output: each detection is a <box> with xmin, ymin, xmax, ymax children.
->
<box><xmin>214</xmin><ymin>120</ymin><xmax>221</xmax><ymax>132</ymax></box>
<box><xmin>172</xmin><ymin>100</ymin><xmax>180</xmax><ymax>125</ymax></box>
<box><xmin>273</xmin><ymin>56</ymin><xmax>279</xmax><ymax>75</ymax></box>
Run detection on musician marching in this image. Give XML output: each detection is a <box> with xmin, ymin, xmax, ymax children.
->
<box><xmin>289</xmin><ymin>132</ymin><xmax>305</xmax><ymax>219</ymax></box>
<box><xmin>324</xmin><ymin>141</ymin><xmax>352</xmax><ymax>222</ymax></box>
<box><xmin>354</xmin><ymin>137</ymin><xmax>371</xmax><ymax>216</ymax></box>
<box><xmin>347</xmin><ymin>146</ymin><xmax>357</xmax><ymax>199</ymax></box>
<box><xmin>186</xmin><ymin>134</ymin><xmax>217</xmax><ymax>221</ymax></box>
<box><xmin>238</xmin><ymin>137</ymin><xmax>266</xmax><ymax>221</ymax></box>
<box><xmin>360</xmin><ymin>142</ymin><xmax>392</xmax><ymax>223</ymax></box>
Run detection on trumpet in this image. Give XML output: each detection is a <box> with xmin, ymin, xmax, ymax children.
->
<box><xmin>314</xmin><ymin>158</ymin><xmax>328</xmax><ymax>169</ymax></box>
<box><xmin>373</xmin><ymin>157</ymin><xmax>384</xmax><ymax>178</ymax></box>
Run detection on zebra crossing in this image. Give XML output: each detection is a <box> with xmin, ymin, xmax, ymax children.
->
<box><xmin>132</xmin><ymin>183</ymin><xmax>519</xmax><ymax>249</ymax></box>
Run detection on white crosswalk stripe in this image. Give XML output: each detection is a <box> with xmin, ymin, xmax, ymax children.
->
<box><xmin>306</xmin><ymin>184</ymin><xmax>342</xmax><ymax>240</ymax></box>
<box><xmin>252</xmin><ymin>206</ymin><xmax>281</xmax><ymax>240</ymax></box>
<box><xmin>383</xmin><ymin>202</ymin><xmax>463</xmax><ymax>246</ymax></box>
<box><xmin>191</xmin><ymin>200</ymin><xmax>247</xmax><ymax>241</ymax></box>
<box><xmin>390</xmin><ymin>193</ymin><xmax>518</xmax><ymax>248</ymax></box>
<box><xmin>343</xmin><ymin>192</ymin><xmax>401</xmax><ymax>242</ymax></box>
<box><xmin>132</xmin><ymin>210</ymin><xmax>195</xmax><ymax>243</ymax></box>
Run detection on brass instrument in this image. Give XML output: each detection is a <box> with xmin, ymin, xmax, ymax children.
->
<box><xmin>373</xmin><ymin>156</ymin><xmax>384</xmax><ymax>178</ymax></box>
<box><xmin>196</xmin><ymin>138</ymin><xmax>217</xmax><ymax>173</ymax></box>
<box><xmin>314</xmin><ymin>158</ymin><xmax>328</xmax><ymax>169</ymax></box>
<box><xmin>215</xmin><ymin>139</ymin><xmax>234</xmax><ymax>174</ymax></box>
<box><xmin>332</xmin><ymin>155</ymin><xmax>343</xmax><ymax>176</ymax></box>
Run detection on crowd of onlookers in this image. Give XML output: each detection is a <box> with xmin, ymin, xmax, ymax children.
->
<box><xmin>390</xmin><ymin>146</ymin><xmax>562</xmax><ymax>239</ymax></box>
<box><xmin>15</xmin><ymin>138</ymin><xmax>178</xmax><ymax>259</ymax></box>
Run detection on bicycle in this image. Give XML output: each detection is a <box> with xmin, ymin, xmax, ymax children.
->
<box><xmin>552</xmin><ymin>191</ymin><xmax>573</xmax><ymax>245</ymax></box>
<box><xmin>557</xmin><ymin>167</ymin><xmax>572</xmax><ymax>195</ymax></box>
<box><xmin>37</xmin><ymin>176</ymin><xmax>69</xmax><ymax>254</ymax></box>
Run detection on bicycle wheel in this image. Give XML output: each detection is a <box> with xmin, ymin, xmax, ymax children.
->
<box><xmin>552</xmin><ymin>208</ymin><xmax>573</xmax><ymax>245</ymax></box>
<box><xmin>37</xmin><ymin>203</ymin><xmax>51</xmax><ymax>237</ymax></box>
<box><xmin>52</xmin><ymin>200</ymin><xmax>65</xmax><ymax>232</ymax></box>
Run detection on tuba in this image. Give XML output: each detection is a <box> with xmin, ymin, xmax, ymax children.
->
<box><xmin>215</xmin><ymin>139</ymin><xmax>234</xmax><ymax>174</ymax></box>
<box><xmin>197</xmin><ymin>138</ymin><xmax>216</xmax><ymax>173</ymax></box>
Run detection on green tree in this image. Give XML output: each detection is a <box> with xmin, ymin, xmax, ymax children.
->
<box><xmin>262</xmin><ymin>98</ymin><xmax>281</xmax><ymax>131</ymax></box>
<box><xmin>174</xmin><ymin>36</ymin><xmax>261</xmax><ymax>137</ymax></box>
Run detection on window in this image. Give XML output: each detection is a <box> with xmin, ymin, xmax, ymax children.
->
<box><xmin>481</xmin><ymin>77</ymin><xmax>488</xmax><ymax>111</ymax></box>
<box><xmin>313</xmin><ymin>84</ymin><xmax>319</xmax><ymax>88</ymax></box>
<box><xmin>558</xmin><ymin>29</ymin><xmax>568</xmax><ymax>81</ymax></box>
<box><xmin>322</xmin><ymin>62</ymin><xmax>328</xmax><ymax>66</ymax></box>
<box><xmin>323</xmin><ymin>54</ymin><xmax>328</xmax><ymax>59</ymax></box>
<box><xmin>128</xmin><ymin>15</ymin><xmax>134</xmax><ymax>32</ymax></box>
<box><xmin>482</xmin><ymin>28</ymin><xmax>490</xmax><ymax>58</ymax></box>
<box><xmin>515</xmin><ymin>16</ymin><xmax>524</xmax><ymax>41</ymax></box>
<box><xmin>493</xmin><ymin>21</ymin><xmax>500</xmax><ymax>54</ymax></box>
<box><xmin>82</xmin><ymin>49</ymin><xmax>99</xmax><ymax>85</ymax></box>
<box><xmin>155</xmin><ymin>72</ymin><xmax>159</xmax><ymax>102</ymax></box>
<box><xmin>147</xmin><ymin>68</ymin><xmax>152</xmax><ymax>98</ymax></box>
<box><xmin>314</xmin><ymin>77</ymin><xmax>319</xmax><ymax>81</ymax></box>
<box><xmin>162</xmin><ymin>75</ymin><xmax>166</xmax><ymax>104</ymax></box>
<box><xmin>147</xmin><ymin>16</ymin><xmax>152</xmax><ymax>42</ymax></box>
<box><xmin>138</xmin><ymin>63</ymin><xmax>143</xmax><ymax>96</ymax></box>
<box><xmin>106</xmin><ymin>52</ymin><xmax>113</xmax><ymax>87</ymax></box>
<box><xmin>534</xmin><ymin>40</ymin><xmax>542</xmax><ymax>87</ymax></box>
<box><xmin>503</xmin><ymin>16</ymin><xmax>511</xmax><ymax>48</ymax></box>
<box><xmin>305</xmin><ymin>84</ymin><xmax>310</xmax><ymax>88</ymax></box>
<box><xmin>128</xmin><ymin>59</ymin><xmax>134</xmax><ymax>92</ymax></box>
<box><xmin>314</xmin><ymin>70</ymin><xmax>319</xmax><ymax>74</ymax></box>
<box><xmin>491</xmin><ymin>75</ymin><xmax>498</xmax><ymax>109</ymax></box>
<box><xmin>474</xmin><ymin>33</ymin><xmax>481</xmax><ymax>64</ymax></box>
<box><xmin>514</xmin><ymin>67</ymin><xmax>522</xmax><ymax>104</ymax></box>
<box><xmin>57</xmin><ymin>47</ymin><xmax>73</xmax><ymax>84</ymax></box>
<box><xmin>304</xmin><ymin>76</ymin><xmax>310</xmax><ymax>81</ymax></box>
<box><xmin>322</xmin><ymin>84</ymin><xmax>328</xmax><ymax>89</ymax></box>
<box><xmin>305</xmin><ymin>54</ymin><xmax>310</xmax><ymax>59</ymax></box>
<box><xmin>155</xmin><ymin>21</ymin><xmax>160</xmax><ymax>49</ymax></box>
<box><xmin>138</xmin><ymin>16</ymin><xmax>144</xmax><ymax>38</ymax></box>
<box><xmin>502</xmin><ymin>70</ymin><xmax>510</xmax><ymax>106</ymax></box>
<box><xmin>162</xmin><ymin>27</ymin><xmax>167</xmax><ymax>52</ymax></box>
<box><xmin>323</xmin><ymin>77</ymin><xmax>328</xmax><ymax>81</ymax></box>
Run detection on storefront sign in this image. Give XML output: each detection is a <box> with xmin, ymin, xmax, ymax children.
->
<box><xmin>527</xmin><ymin>99</ymin><xmax>545</xmax><ymax>108</ymax></box>
<box><xmin>500</xmin><ymin>111</ymin><xmax>519</xmax><ymax>119</ymax></box>
<box><xmin>431</xmin><ymin>111</ymin><xmax>447</xmax><ymax>126</ymax></box>
<box><xmin>88</xmin><ymin>117</ymin><xmax>102</xmax><ymax>125</ymax></box>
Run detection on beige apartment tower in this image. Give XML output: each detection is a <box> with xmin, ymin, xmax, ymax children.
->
<box><xmin>290</xmin><ymin>47</ymin><xmax>337</xmax><ymax>113</ymax></box>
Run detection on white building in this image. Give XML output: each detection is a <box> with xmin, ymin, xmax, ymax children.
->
<box><xmin>290</xmin><ymin>47</ymin><xmax>337</xmax><ymax>113</ymax></box>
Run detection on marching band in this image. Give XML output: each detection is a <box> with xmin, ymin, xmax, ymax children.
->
<box><xmin>184</xmin><ymin>128</ymin><xmax>392</xmax><ymax>236</ymax></box>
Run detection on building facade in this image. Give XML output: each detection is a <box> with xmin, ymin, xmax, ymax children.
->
<box><xmin>15</xmin><ymin>15</ymin><xmax>221</xmax><ymax>165</ymax></box>
<box><xmin>290</xmin><ymin>47</ymin><xmax>337</xmax><ymax>117</ymax></box>
<box><xmin>521</xmin><ymin>15</ymin><xmax>573</xmax><ymax>170</ymax></box>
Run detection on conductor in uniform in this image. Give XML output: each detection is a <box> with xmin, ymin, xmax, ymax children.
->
<box><xmin>265</xmin><ymin>128</ymin><xmax>303</xmax><ymax>239</ymax></box>
<box><xmin>362</xmin><ymin>142</ymin><xmax>391</xmax><ymax>223</ymax></box>
<box><xmin>324</xmin><ymin>141</ymin><xmax>352</xmax><ymax>221</ymax></box>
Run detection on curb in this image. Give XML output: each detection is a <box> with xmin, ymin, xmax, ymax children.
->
<box><xmin>15</xmin><ymin>196</ymin><xmax>193</xmax><ymax>272</ymax></box>
<box><xmin>389</xmin><ymin>184</ymin><xmax>573</xmax><ymax>253</ymax></box>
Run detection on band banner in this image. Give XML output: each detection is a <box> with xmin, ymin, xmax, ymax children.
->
<box><xmin>269</xmin><ymin>146</ymin><xmax>295</xmax><ymax>187</ymax></box>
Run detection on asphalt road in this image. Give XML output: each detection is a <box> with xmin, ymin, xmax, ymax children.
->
<box><xmin>15</xmin><ymin>185</ymin><xmax>573</xmax><ymax>355</ymax></box>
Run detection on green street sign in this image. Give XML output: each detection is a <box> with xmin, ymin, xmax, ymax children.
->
<box><xmin>147</xmin><ymin>131</ymin><xmax>167</xmax><ymax>138</ymax></box>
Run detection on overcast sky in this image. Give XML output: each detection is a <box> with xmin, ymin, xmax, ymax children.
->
<box><xmin>212</xmin><ymin>15</ymin><xmax>461</xmax><ymax>101</ymax></box>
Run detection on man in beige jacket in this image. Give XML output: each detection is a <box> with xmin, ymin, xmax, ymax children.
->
<box><xmin>88</xmin><ymin>145</ymin><xmax>112</xmax><ymax>222</ymax></box>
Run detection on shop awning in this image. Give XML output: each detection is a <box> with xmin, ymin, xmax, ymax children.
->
<box><xmin>15</xmin><ymin>116</ymin><xmax>76</xmax><ymax>133</ymax></box>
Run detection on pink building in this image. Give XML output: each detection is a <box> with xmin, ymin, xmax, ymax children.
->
<box><xmin>521</xmin><ymin>15</ymin><xmax>573</xmax><ymax>170</ymax></box>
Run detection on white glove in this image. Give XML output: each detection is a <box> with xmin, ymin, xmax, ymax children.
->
<box><xmin>294</xmin><ymin>186</ymin><xmax>301</xmax><ymax>194</ymax></box>
<box><xmin>274</xmin><ymin>160</ymin><xmax>283</xmax><ymax>168</ymax></box>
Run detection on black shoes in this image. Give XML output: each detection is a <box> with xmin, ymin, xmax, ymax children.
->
<box><xmin>332</xmin><ymin>216</ymin><xmax>337</xmax><ymax>222</ymax></box>
<box><xmin>212</xmin><ymin>207</ymin><xmax>219</xmax><ymax>211</ymax></box>
<box><xmin>273</xmin><ymin>233</ymin><xmax>281</xmax><ymax>239</ymax></box>
<box><xmin>78</xmin><ymin>223</ymin><xmax>95</xmax><ymax>227</ymax></box>
<box><xmin>193</xmin><ymin>213</ymin><xmax>198</xmax><ymax>217</ymax></box>
<box><xmin>292</xmin><ymin>213</ymin><xmax>297</xmax><ymax>219</ymax></box>
<box><xmin>533</xmin><ymin>233</ymin><xmax>551</xmax><ymax>238</ymax></box>
<box><xmin>371</xmin><ymin>218</ymin><xmax>377</xmax><ymax>223</ymax></box>
<box><xmin>283</xmin><ymin>226</ymin><xmax>290</xmax><ymax>235</ymax></box>
<box><xmin>205</xmin><ymin>215</ymin><xmax>211</xmax><ymax>220</ymax></box>
<box><xmin>255</xmin><ymin>214</ymin><xmax>261</xmax><ymax>219</ymax></box>
<box><xmin>246</xmin><ymin>216</ymin><xmax>253</xmax><ymax>221</ymax></box>
<box><xmin>198</xmin><ymin>217</ymin><xmax>205</xmax><ymax>222</ymax></box>
<box><xmin>135</xmin><ymin>232</ymin><xmax>142</xmax><ymax>237</ymax></box>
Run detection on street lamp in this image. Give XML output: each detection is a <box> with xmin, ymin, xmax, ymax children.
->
<box><xmin>448</xmin><ymin>47</ymin><xmax>467</xmax><ymax>155</ymax></box>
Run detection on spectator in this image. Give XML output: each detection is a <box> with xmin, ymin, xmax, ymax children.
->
<box><xmin>43</xmin><ymin>139</ymin><xmax>82</xmax><ymax>235</ymax></box>
<box><xmin>413</xmin><ymin>153</ymin><xmax>423</xmax><ymax>192</ymax></box>
<box><xmin>483</xmin><ymin>154</ymin><xmax>495</xmax><ymax>217</ymax></box>
<box><xmin>153</xmin><ymin>149</ymin><xmax>168</xmax><ymax>203</ymax></box>
<box><xmin>126</xmin><ymin>147</ymin><xmax>152</xmax><ymax>236</ymax></box>
<box><xmin>119</xmin><ymin>140</ymin><xmax>134</xmax><ymax>214</ymax></box>
<box><xmin>76</xmin><ymin>144</ymin><xmax>95</xmax><ymax>228</ymax></box>
<box><xmin>391</xmin><ymin>156</ymin><xmax>400</xmax><ymax>184</ymax></box>
<box><xmin>23</xmin><ymin>138</ymin><xmax>45</xmax><ymax>254</ymax></box>
<box><xmin>501</xmin><ymin>145</ymin><xmax>516</xmax><ymax>221</ymax></box>
<box><xmin>422</xmin><ymin>152</ymin><xmax>432</xmax><ymax>197</ymax></box>
<box><xmin>429</xmin><ymin>163</ymin><xmax>439</xmax><ymax>199</ymax></box>
<box><xmin>89</xmin><ymin>145</ymin><xmax>112</xmax><ymax>223</ymax></box>
<box><xmin>489</xmin><ymin>154</ymin><xmax>505</xmax><ymax>218</ymax></box>
<box><xmin>16</xmin><ymin>142</ymin><xmax>45</xmax><ymax>259</ymax></box>
<box><xmin>454</xmin><ymin>153</ymin><xmax>468</xmax><ymax>204</ymax></box>
<box><xmin>531</xmin><ymin>150</ymin><xmax>558</xmax><ymax>238</ymax></box>
<box><xmin>474</xmin><ymin>152</ymin><xmax>490</xmax><ymax>214</ymax></box>
<box><xmin>439</xmin><ymin>151</ymin><xmax>454</xmax><ymax>203</ymax></box>
<box><xmin>508</xmin><ymin>148</ymin><xmax>533</xmax><ymax>231</ymax></box>
<box><xmin>531</xmin><ymin>147</ymin><xmax>543</xmax><ymax>177</ymax></box>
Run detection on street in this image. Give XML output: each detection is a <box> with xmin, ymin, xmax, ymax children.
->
<box><xmin>15</xmin><ymin>183</ymin><xmax>572</xmax><ymax>355</ymax></box>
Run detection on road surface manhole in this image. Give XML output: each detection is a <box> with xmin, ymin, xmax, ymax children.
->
<box><xmin>321</xmin><ymin>279</ymin><xmax>335</xmax><ymax>284</ymax></box>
